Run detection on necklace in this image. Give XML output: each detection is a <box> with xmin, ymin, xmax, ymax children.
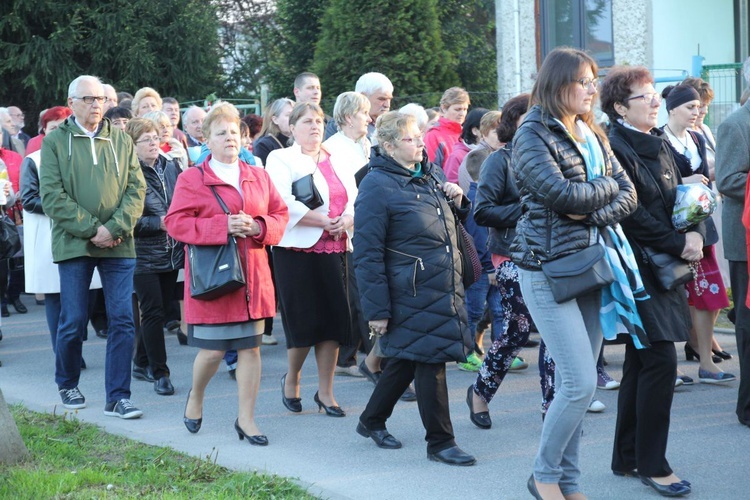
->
<box><xmin>665</xmin><ymin>124</ymin><xmax>692</xmax><ymax>160</ymax></box>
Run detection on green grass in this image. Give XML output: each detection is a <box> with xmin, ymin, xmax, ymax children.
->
<box><xmin>0</xmin><ymin>406</ymin><xmax>317</xmax><ymax>499</ymax></box>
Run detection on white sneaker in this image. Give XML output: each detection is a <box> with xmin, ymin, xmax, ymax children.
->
<box><xmin>674</xmin><ymin>377</ymin><xmax>684</xmax><ymax>388</ymax></box>
<box><xmin>261</xmin><ymin>334</ymin><xmax>278</xmax><ymax>346</ymax></box>
<box><xmin>334</xmin><ymin>365</ymin><xmax>365</xmax><ymax>377</ymax></box>
<box><xmin>587</xmin><ymin>399</ymin><xmax>606</xmax><ymax>413</ymax></box>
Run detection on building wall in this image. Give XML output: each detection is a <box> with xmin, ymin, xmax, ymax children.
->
<box><xmin>496</xmin><ymin>0</ymin><xmax>538</xmax><ymax>103</ymax></box>
<box><xmin>612</xmin><ymin>0</ymin><xmax>651</xmax><ymax>67</ymax></box>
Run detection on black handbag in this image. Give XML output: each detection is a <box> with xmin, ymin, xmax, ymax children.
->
<box><xmin>456</xmin><ymin>220</ymin><xmax>482</xmax><ymax>289</ymax></box>
<box><xmin>291</xmin><ymin>166</ymin><xmax>324</xmax><ymax>210</ymax></box>
<box><xmin>540</xmin><ymin>244</ymin><xmax>615</xmax><ymax>304</ymax></box>
<box><xmin>641</xmin><ymin>246</ymin><xmax>693</xmax><ymax>291</ymax></box>
<box><xmin>0</xmin><ymin>210</ymin><xmax>21</xmax><ymax>261</ymax></box>
<box><xmin>187</xmin><ymin>177</ymin><xmax>246</xmax><ymax>301</ymax></box>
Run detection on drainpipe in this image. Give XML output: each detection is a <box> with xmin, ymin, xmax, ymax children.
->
<box><xmin>514</xmin><ymin>0</ymin><xmax>522</xmax><ymax>94</ymax></box>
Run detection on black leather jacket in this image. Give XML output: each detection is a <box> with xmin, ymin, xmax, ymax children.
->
<box><xmin>474</xmin><ymin>145</ymin><xmax>522</xmax><ymax>256</ymax></box>
<box><xmin>510</xmin><ymin>105</ymin><xmax>637</xmax><ymax>269</ymax></box>
<box><xmin>134</xmin><ymin>155</ymin><xmax>184</xmax><ymax>275</ymax></box>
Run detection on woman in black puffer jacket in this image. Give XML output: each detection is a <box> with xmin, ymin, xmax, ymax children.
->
<box><xmin>127</xmin><ymin>118</ymin><xmax>184</xmax><ymax>396</ymax></box>
<box><xmin>512</xmin><ymin>48</ymin><xmax>637</xmax><ymax>499</ymax></box>
<box><xmin>353</xmin><ymin>111</ymin><xmax>475</xmax><ymax>466</ymax></box>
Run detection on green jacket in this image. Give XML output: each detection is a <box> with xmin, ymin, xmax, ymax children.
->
<box><xmin>40</xmin><ymin>117</ymin><xmax>146</xmax><ymax>263</ymax></box>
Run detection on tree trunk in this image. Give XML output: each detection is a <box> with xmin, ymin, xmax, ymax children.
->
<box><xmin>0</xmin><ymin>388</ymin><xmax>29</xmax><ymax>465</ymax></box>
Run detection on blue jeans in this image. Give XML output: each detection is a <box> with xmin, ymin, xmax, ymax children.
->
<box><xmin>519</xmin><ymin>269</ymin><xmax>601</xmax><ymax>495</ymax></box>
<box><xmin>465</xmin><ymin>275</ymin><xmax>504</xmax><ymax>343</ymax></box>
<box><xmin>56</xmin><ymin>257</ymin><xmax>136</xmax><ymax>403</ymax></box>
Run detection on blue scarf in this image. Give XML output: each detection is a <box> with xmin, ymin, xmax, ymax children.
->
<box><xmin>577</xmin><ymin>121</ymin><xmax>650</xmax><ymax>349</ymax></box>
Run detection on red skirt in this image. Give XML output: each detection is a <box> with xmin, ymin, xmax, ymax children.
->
<box><xmin>686</xmin><ymin>244</ymin><xmax>730</xmax><ymax>310</ymax></box>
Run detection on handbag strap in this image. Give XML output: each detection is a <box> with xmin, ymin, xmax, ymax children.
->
<box><xmin>196</xmin><ymin>167</ymin><xmax>232</xmax><ymax>215</ymax></box>
<box><xmin>617</xmin><ymin>136</ymin><xmax>672</xmax><ymax>214</ymax></box>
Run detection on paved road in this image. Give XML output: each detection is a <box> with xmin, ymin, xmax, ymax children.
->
<box><xmin>1</xmin><ymin>298</ymin><xmax>748</xmax><ymax>499</ymax></box>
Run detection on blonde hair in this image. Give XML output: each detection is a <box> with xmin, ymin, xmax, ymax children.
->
<box><xmin>202</xmin><ymin>101</ymin><xmax>241</xmax><ymax>140</ymax></box>
<box><xmin>479</xmin><ymin>111</ymin><xmax>502</xmax><ymax>137</ymax></box>
<box><xmin>374</xmin><ymin>111</ymin><xmax>416</xmax><ymax>155</ymax></box>
<box><xmin>260</xmin><ymin>98</ymin><xmax>294</xmax><ymax>136</ymax></box>
<box><xmin>440</xmin><ymin>87</ymin><xmax>470</xmax><ymax>110</ymax></box>
<box><xmin>131</xmin><ymin>87</ymin><xmax>163</xmax><ymax>117</ymax></box>
<box><xmin>125</xmin><ymin>118</ymin><xmax>159</xmax><ymax>142</ymax></box>
<box><xmin>333</xmin><ymin>92</ymin><xmax>370</xmax><ymax>129</ymax></box>
<box><xmin>142</xmin><ymin>110</ymin><xmax>172</xmax><ymax>128</ymax></box>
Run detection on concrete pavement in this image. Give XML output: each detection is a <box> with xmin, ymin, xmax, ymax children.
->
<box><xmin>0</xmin><ymin>297</ymin><xmax>748</xmax><ymax>499</ymax></box>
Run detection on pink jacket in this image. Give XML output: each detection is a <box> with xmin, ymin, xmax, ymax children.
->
<box><xmin>442</xmin><ymin>141</ymin><xmax>471</xmax><ymax>183</ymax></box>
<box><xmin>424</xmin><ymin>117</ymin><xmax>462</xmax><ymax>168</ymax></box>
<box><xmin>165</xmin><ymin>158</ymin><xmax>289</xmax><ymax>324</ymax></box>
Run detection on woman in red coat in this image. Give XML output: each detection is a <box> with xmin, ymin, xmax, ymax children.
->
<box><xmin>165</xmin><ymin>102</ymin><xmax>289</xmax><ymax>445</ymax></box>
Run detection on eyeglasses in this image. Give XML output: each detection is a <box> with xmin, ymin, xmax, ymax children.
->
<box><xmin>577</xmin><ymin>77</ymin><xmax>599</xmax><ymax>90</ymax></box>
<box><xmin>136</xmin><ymin>136</ymin><xmax>160</xmax><ymax>145</ymax></box>
<box><xmin>400</xmin><ymin>135</ymin><xmax>424</xmax><ymax>144</ymax></box>
<box><xmin>73</xmin><ymin>96</ymin><xmax>109</xmax><ymax>104</ymax></box>
<box><xmin>626</xmin><ymin>92</ymin><xmax>661</xmax><ymax>104</ymax></box>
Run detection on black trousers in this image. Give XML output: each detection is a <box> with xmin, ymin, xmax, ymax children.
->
<box><xmin>133</xmin><ymin>270</ymin><xmax>178</xmax><ymax>379</ymax></box>
<box><xmin>360</xmin><ymin>358</ymin><xmax>455</xmax><ymax>453</ymax></box>
<box><xmin>729</xmin><ymin>261</ymin><xmax>750</xmax><ymax>426</ymax></box>
<box><xmin>612</xmin><ymin>340</ymin><xmax>676</xmax><ymax>477</ymax></box>
<box><xmin>0</xmin><ymin>257</ymin><xmax>23</xmax><ymax>303</ymax></box>
<box><xmin>337</xmin><ymin>253</ymin><xmax>372</xmax><ymax>367</ymax></box>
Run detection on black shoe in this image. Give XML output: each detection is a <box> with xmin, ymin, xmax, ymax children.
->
<box><xmin>59</xmin><ymin>387</ymin><xmax>86</xmax><ymax>409</ymax></box>
<box><xmin>473</xmin><ymin>342</ymin><xmax>484</xmax><ymax>356</ymax></box>
<box><xmin>95</xmin><ymin>329</ymin><xmax>108</xmax><ymax>339</ymax></box>
<box><xmin>1</xmin><ymin>305</ymin><xmax>9</xmax><ymax>317</ymax></box>
<box><xmin>165</xmin><ymin>320</ymin><xmax>181</xmax><ymax>332</ymax></box>
<box><xmin>36</xmin><ymin>298</ymin><xmax>45</xmax><ymax>306</ymax></box>
<box><xmin>466</xmin><ymin>386</ymin><xmax>491</xmax><ymax>429</ymax></box>
<box><xmin>183</xmin><ymin>389</ymin><xmax>202</xmax><ymax>433</ymax></box>
<box><xmin>524</xmin><ymin>337</ymin><xmax>540</xmax><ymax>348</ymax></box>
<box><xmin>639</xmin><ymin>476</ymin><xmax>691</xmax><ymax>497</ymax></box>
<box><xmin>227</xmin><ymin>368</ymin><xmax>236</xmax><ymax>380</ymax></box>
<box><xmin>11</xmin><ymin>298</ymin><xmax>27</xmax><ymax>314</ymax></box>
<box><xmin>712</xmin><ymin>349</ymin><xmax>732</xmax><ymax>360</ymax></box>
<box><xmin>132</xmin><ymin>365</ymin><xmax>155</xmax><ymax>382</ymax></box>
<box><xmin>80</xmin><ymin>357</ymin><xmax>87</xmax><ymax>370</ymax></box>
<box><xmin>234</xmin><ymin>418</ymin><xmax>268</xmax><ymax>446</ymax></box>
<box><xmin>0</xmin><ymin>328</ymin><xmax>3</xmax><ymax>342</ymax></box>
<box><xmin>400</xmin><ymin>383</ymin><xmax>417</xmax><ymax>402</ymax></box>
<box><xmin>527</xmin><ymin>475</ymin><xmax>542</xmax><ymax>500</ymax></box>
<box><xmin>281</xmin><ymin>373</ymin><xmax>301</xmax><ymax>412</ymax></box>
<box><xmin>356</xmin><ymin>421</ymin><xmax>402</xmax><ymax>449</ymax></box>
<box><xmin>154</xmin><ymin>376</ymin><xmax>175</xmax><ymax>395</ymax></box>
<box><xmin>314</xmin><ymin>391</ymin><xmax>345</xmax><ymax>417</ymax></box>
<box><xmin>427</xmin><ymin>446</ymin><xmax>476</xmax><ymax>466</ymax></box>
<box><xmin>685</xmin><ymin>343</ymin><xmax>722</xmax><ymax>363</ymax></box>
<box><xmin>176</xmin><ymin>330</ymin><xmax>188</xmax><ymax>346</ymax></box>
<box><xmin>359</xmin><ymin>360</ymin><xmax>382</xmax><ymax>386</ymax></box>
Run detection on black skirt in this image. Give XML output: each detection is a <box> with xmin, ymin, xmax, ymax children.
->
<box><xmin>273</xmin><ymin>247</ymin><xmax>351</xmax><ymax>348</ymax></box>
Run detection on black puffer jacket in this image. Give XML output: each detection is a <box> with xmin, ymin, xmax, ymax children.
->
<box><xmin>134</xmin><ymin>155</ymin><xmax>184</xmax><ymax>275</ymax></box>
<box><xmin>510</xmin><ymin>105</ymin><xmax>637</xmax><ymax>269</ymax></box>
<box><xmin>353</xmin><ymin>150</ymin><xmax>472</xmax><ymax>364</ymax></box>
<box><xmin>474</xmin><ymin>145</ymin><xmax>522</xmax><ymax>256</ymax></box>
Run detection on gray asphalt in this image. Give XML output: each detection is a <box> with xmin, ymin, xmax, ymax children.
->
<box><xmin>0</xmin><ymin>297</ymin><xmax>748</xmax><ymax>499</ymax></box>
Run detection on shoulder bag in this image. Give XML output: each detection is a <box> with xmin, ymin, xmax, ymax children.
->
<box><xmin>291</xmin><ymin>159</ymin><xmax>324</xmax><ymax>210</ymax></box>
<box><xmin>188</xmin><ymin>170</ymin><xmax>246</xmax><ymax>300</ymax></box>
<box><xmin>0</xmin><ymin>209</ymin><xmax>21</xmax><ymax>261</ymax></box>
<box><xmin>541</xmin><ymin>243</ymin><xmax>614</xmax><ymax>304</ymax></box>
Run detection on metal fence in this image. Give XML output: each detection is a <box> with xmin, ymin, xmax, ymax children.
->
<box><xmin>701</xmin><ymin>63</ymin><xmax>744</xmax><ymax>129</ymax></box>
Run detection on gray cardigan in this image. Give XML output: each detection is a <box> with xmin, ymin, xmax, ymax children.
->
<box><xmin>715</xmin><ymin>101</ymin><xmax>750</xmax><ymax>261</ymax></box>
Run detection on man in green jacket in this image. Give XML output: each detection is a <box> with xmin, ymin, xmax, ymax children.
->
<box><xmin>40</xmin><ymin>75</ymin><xmax>146</xmax><ymax>418</ymax></box>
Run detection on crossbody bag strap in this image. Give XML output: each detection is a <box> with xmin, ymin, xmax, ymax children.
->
<box><xmin>196</xmin><ymin>166</ymin><xmax>232</xmax><ymax>215</ymax></box>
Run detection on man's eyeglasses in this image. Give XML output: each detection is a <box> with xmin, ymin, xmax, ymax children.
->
<box><xmin>626</xmin><ymin>93</ymin><xmax>661</xmax><ymax>104</ymax></box>
<box><xmin>73</xmin><ymin>96</ymin><xmax>109</xmax><ymax>105</ymax></box>
<box><xmin>136</xmin><ymin>136</ymin><xmax>160</xmax><ymax>145</ymax></box>
<box><xmin>577</xmin><ymin>77</ymin><xmax>600</xmax><ymax>90</ymax></box>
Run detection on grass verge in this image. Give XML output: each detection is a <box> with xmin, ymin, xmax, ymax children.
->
<box><xmin>0</xmin><ymin>405</ymin><xmax>317</xmax><ymax>499</ymax></box>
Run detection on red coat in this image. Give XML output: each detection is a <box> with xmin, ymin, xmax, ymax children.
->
<box><xmin>0</xmin><ymin>148</ymin><xmax>22</xmax><ymax>191</ymax></box>
<box><xmin>164</xmin><ymin>158</ymin><xmax>289</xmax><ymax>324</ymax></box>
<box><xmin>424</xmin><ymin>117</ymin><xmax>463</xmax><ymax>168</ymax></box>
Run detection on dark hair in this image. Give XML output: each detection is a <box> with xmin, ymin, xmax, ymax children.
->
<box><xmin>531</xmin><ymin>47</ymin><xmax>603</xmax><ymax>141</ymax></box>
<box><xmin>496</xmin><ymin>94</ymin><xmax>530</xmax><ymax>143</ymax></box>
<box><xmin>116</xmin><ymin>91</ymin><xmax>133</xmax><ymax>102</ymax></box>
<box><xmin>681</xmin><ymin>77</ymin><xmax>714</xmax><ymax>104</ymax></box>
<box><xmin>599</xmin><ymin>65</ymin><xmax>654</xmax><ymax>120</ymax></box>
<box><xmin>104</xmin><ymin>106</ymin><xmax>133</xmax><ymax>121</ymax></box>
<box><xmin>460</xmin><ymin>108</ymin><xmax>488</xmax><ymax>145</ymax></box>
<box><xmin>294</xmin><ymin>72</ymin><xmax>319</xmax><ymax>90</ymax></box>
<box><xmin>242</xmin><ymin>114</ymin><xmax>263</xmax><ymax>137</ymax></box>
<box><xmin>162</xmin><ymin>97</ymin><xmax>179</xmax><ymax>106</ymax></box>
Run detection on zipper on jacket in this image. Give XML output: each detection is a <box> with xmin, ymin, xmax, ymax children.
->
<box><xmin>386</xmin><ymin>248</ymin><xmax>424</xmax><ymax>297</ymax></box>
<box><xmin>545</xmin><ymin>208</ymin><xmax>552</xmax><ymax>255</ymax></box>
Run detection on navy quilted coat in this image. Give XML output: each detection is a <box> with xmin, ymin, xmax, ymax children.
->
<box><xmin>353</xmin><ymin>150</ymin><xmax>473</xmax><ymax>364</ymax></box>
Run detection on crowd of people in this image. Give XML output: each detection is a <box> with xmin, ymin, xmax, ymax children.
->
<box><xmin>1</xmin><ymin>46</ymin><xmax>749</xmax><ymax>498</ymax></box>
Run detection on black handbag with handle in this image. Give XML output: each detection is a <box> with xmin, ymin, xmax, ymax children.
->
<box><xmin>187</xmin><ymin>171</ymin><xmax>246</xmax><ymax>300</ymax></box>
<box><xmin>640</xmin><ymin>245</ymin><xmax>693</xmax><ymax>291</ymax></box>
<box><xmin>291</xmin><ymin>166</ymin><xmax>324</xmax><ymax>210</ymax></box>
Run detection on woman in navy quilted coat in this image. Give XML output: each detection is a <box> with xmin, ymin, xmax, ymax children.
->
<box><xmin>353</xmin><ymin>111</ymin><xmax>476</xmax><ymax>466</ymax></box>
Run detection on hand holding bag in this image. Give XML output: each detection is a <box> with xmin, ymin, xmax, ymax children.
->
<box><xmin>188</xmin><ymin>171</ymin><xmax>246</xmax><ymax>300</ymax></box>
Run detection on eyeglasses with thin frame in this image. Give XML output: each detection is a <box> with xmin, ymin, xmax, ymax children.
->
<box><xmin>73</xmin><ymin>96</ymin><xmax>109</xmax><ymax>105</ymax></box>
<box><xmin>136</xmin><ymin>136</ymin><xmax>160</xmax><ymax>145</ymax></box>
<box><xmin>626</xmin><ymin>92</ymin><xmax>661</xmax><ymax>104</ymax></box>
<box><xmin>400</xmin><ymin>134</ymin><xmax>424</xmax><ymax>145</ymax></box>
<box><xmin>576</xmin><ymin>77</ymin><xmax>600</xmax><ymax>90</ymax></box>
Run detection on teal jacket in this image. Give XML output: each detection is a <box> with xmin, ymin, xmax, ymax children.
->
<box><xmin>40</xmin><ymin>117</ymin><xmax>146</xmax><ymax>263</ymax></box>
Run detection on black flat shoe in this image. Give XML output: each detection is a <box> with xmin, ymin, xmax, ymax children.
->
<box><xmin>1</xmin><ymin>305</ymin><xmax>9</xmax><ymax>317</ymax></box>
<box><xmin>524</xmin><ymin>338</ymin><xmax>540</xmax><ymax>348</ymax></box>
<box><xmin>466</xmin><ymin>386</ymin><xmax>491</xmax><ymax>429</ymax></box>
<box><xmin>400</xmin><ymin>384</ymin><xmax>417</xmax><ymax>402</ymax></box>
<box><xmin>712</xmin><ymin>349</ymin><xmax>732</xmax><ymax>360</ymax></box>
<box><xmin>176</xmin><ymin>330</ymin><xmax>188</xmax><ymax>346</ymax></box>
<box><xmin>685</xmin><ymin>343</ymin><xmax>722</xmax><ymax>363</ymax></box>
<box><xmin>640</xmin><ymin>476</ymin><xmax>691</xmax><ymax>497</ymax></box>
<box><xmin>95</xmin><ymin>329</ymin><xmax>108</xmax><ymax>339</ymax></box>
<box><xmin>281</xmin><ymin>374</ymin><xmax>301</xmax><ymax>413</ymax></box>
<box><xmin>358</xmin><ymin>361</ymin><xmax>382</xmax><ymax>386</ymax></box>
<box><xmin>183</xmin><ymin>390</ymin><xmax>202</xmax><ymax>434</ymax></box>
<box><xmin>314</xmin><ymin>391</ymin><xmax>345</xmax><ymax>417</ymax></box>
<box><xmin>356</xmin><ymin>421</ymin><xmax>402</xmax><ymax>449</ymax></box>
<box><xmin>132</xmin><ymin>364</ymin><xmax>155</xmax><ymax>382</ymax></box>
<box><xmin>0</xmin><ymin>328</ymin><xmax>3</xmax><ymax>342</ymax></box>
<box><xmin>427</xmin><ymin>446</ymin><xmax>476</xmax><ymax>466</ymax></box>
<box><xmin>154</xmin><ymin>376</ymin><xmax>175</xmax><ymax>395</ymax></box>
<box><xmin>12</xmin><ymin>298</ymin><xmax>27</xmax><ymax>314</ymax></box>
<box><xmin>527</xmin><ymin>475</ymin><xmax>542</xmax><ymax>500</ymax></box>
<box><xmin>613</xmin><ymin>469</ymin><xmax>638</xmax><ymax>477</ymax></box>
<box><xmin>234</xmin><ymin>419</ymin><xmax>268</xmax><ymax>446</ymax></box>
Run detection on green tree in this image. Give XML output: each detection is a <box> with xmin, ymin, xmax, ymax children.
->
<box><xmin>0</xmin><ymin>0</ymin><xmax>221</xmax><ymax>125</ymax></box>
<box><xmin>313</xmin><ymin>0</ymin><xmax>456</xmax><ymax>108</ymax></box>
